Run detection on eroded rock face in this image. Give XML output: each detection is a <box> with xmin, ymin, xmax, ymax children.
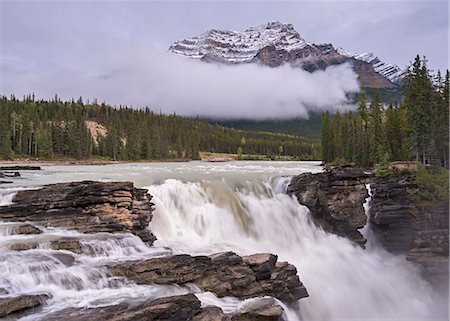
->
<box><xmin>109</xmin><ymin>252</ymin><xmax>308</xmax><ymax>304</ymax></box>
<box><xmin>287</xmin><ymin>165</ymin><xmax>372</xmax><ymax>246</ymax></box>
<box><xmin>0</xmin><ymin>294</ymin><xmax>49</xmax><ymax>318</ymax></box>
<box><xmin>369</xmin><ymin>174</ymin><xmax>418</xmax><ymax>252</ymax></box>
<box><xmin>0</xmin><ymin>181</ymin><xmax>156</xmax><ymax>245</ymax></box>
<box><xmin>16</xmin><ymin>224</ymin><xmax>42</xmax><ymax>235</ymax></box>
<box><xmin>43</xmin><ymin>294</ymin><xmax>283</xmax><ymax>321</ymax></box>
<box><xmin>369</xmin><ymin>174</ymin><xmax>449</xmax><ymax>286</ymax></box>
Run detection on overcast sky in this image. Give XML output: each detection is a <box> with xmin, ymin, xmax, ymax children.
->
<box><xmin>0</xmin><ymin>0</ymin><xmax>448</xmax><ymax>118</ymax></box>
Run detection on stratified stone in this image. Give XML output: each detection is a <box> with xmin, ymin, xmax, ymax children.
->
<box><xmin>109</xmin><ymin>251</ymin><xmax>308</xmax><ymax>304</ymax></box>
<box><xmin>369</xmin><ymin>173</ymin><xmax>449</xmax><ymax>287</ymax></box>
<box><xmin>0</xmin><ymin>181</ymin><xmax>156</xmax><ymax>245</ymax></box>
<box><xmin>232</xmin><ymin>298</ymin><xmax>284</xmax><ymax>321</ymax></box>
<box><xmin>50</xmin><ymin>238</ymin><xmax>83</xmax><ymax>254</ymax></box>
<box><xmin>16</xmin><ymin>224</ymin><xmax>42</xmax><ymax>235</ymax></box>
<box><xmin>287</xmin><ymin>164</ymin><xmax>372</xmax><ymax>246</ymax></box>
<box><xmin>44</xmin><ymin>294</ymin><xmax>284</xmax><ymax>321</ymax></box>
<box><xmin>0</xmin><ymin>294</ymin><xmax>49</xmax><ymax>317</ymax></box>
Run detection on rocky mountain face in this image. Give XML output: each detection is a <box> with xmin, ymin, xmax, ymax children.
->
<box><xmin>169</xmin><ymin>21</ymin><xmax>404</xmax><ymax>89</ymax></box>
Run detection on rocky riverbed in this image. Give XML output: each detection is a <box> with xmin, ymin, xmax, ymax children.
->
<box><xmin>0</xmin><ymin>180</ymin><xmax>307</xmax><ymax>320</ymax></box>
<box><xmin>0</xmin><ymin>162</ymin><xmax>447</xmax><ymax>320</ymax></box>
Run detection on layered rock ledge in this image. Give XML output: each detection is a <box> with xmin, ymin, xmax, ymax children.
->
<box><xmin>369</xmin><ymin>173</ymin><xmax>449</xmax><ymax>286</ymax></box>
<box><xmin>0</xmin><ymin>294</ymin><xmax>49</xmax><ymax>318</ymax></box>
<box><xmin>109</xmin><ymin>252</ymin><xmax>308</xmax><ymax>304</ymax></box>
<box><xmin>287</xmin><ymin>165</ymin><xmax>372</xmax><ymax>246</ymax></box>
<box><xmin>44</xmin><ymin>294</ymin><xmax>284</xmax><ymax>321</ymax></box>
<box><xmin>0</xmin><ymin>180</ymin><xmax>156</xmax><ymax>244</ymax></box>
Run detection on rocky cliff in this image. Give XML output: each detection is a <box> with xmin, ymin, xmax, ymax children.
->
<box><xmin>287</xmin><ymin>165</ymin><xmax>372</xmax><ymax>246</ymax></box>
<box><xmin>288</xmin><ymin>166</ymin><xmax>449</xmax><ymax>287</ymax></box>
<box><xmin>369</xmin><ymin>174</ymin><xmax>449</xmax><ymax>287</ymax></box>
<box><xmin>169</xmin><ymin>21</ymin><xmax>404</xmax><ymax>88</ymax></box>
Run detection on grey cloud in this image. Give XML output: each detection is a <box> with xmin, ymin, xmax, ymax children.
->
<box><xmin>2</xmin><ymin>47</ymin><xmax>359</xmax><ymax>119</ymax></box>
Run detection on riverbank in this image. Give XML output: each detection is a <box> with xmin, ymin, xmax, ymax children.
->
<box><xmin>0</xmin><ymin>153</ymin><xmax>317</xmax><ymax>165</ymax></box>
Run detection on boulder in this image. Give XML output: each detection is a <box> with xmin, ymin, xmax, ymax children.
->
<box><xmin>108</xmin><ymin>251</ymin><xmax>308</xmax><ymax>304</ymax></box>
<box><xmin>16</xmin><ymin>224</ymin><xmax>42</xmax><ymax>235</ymax></box>
<box><xmin>50</xmin><ymin>238</ymin><xmax>83</xmax><ymax>254</ymax></box>
<box><xmin>232</xmin><ymin>297</ymin><xmax>284</xmax><ymax>321</ymax></box>
<box><xmin>0</xmin><ymin>181</ymin><xmax>156</xmax><ymax>245</ymax></box>
<box><xmin>287</xmin><ymin>165</ymin><xmax>372</xmax><ymax>246</ymax></box>
<box><xmin>0</xmin><ymin>294</ymin><xmax>49</xmax><ymax>317</ymax></box>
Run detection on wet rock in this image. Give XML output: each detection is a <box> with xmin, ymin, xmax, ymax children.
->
<box><xmin>10</xmin><ymin>242</ymin><xmax>38</xmax><ymax>251</ymax></box>
<box><xmin>50</xmin><ymin>238</ymin><xmax>83</xmax><ymax>254</ymax></box>
<box><xmin>232</xmin><ymin>298</ymin><xmax>283</xmax><ymax>321</ymax></box>
<box><xmin>0</xmin><ymin>171</ymin><xmax>20</xmax><ymax>178</ymax></box>
<box><xmin>369</xmin><ymin>173</ymin><xmax>449</xmax><ymax>286</ymax></box>
<box><xmin>109</xmin><ymin>251</ymin><xmax>308</xmax><ymax>304</ymax></box>
<box><xmin>16</xmin><ymin>224</ymin><xmax>42</xmax><ymax>235</ymax></box>
<box><xmin>45</xmin><ymin>294</ymin><xmax>202</xmax><ymax>321</ymax></box>
<box><xmin>0</xmin><ymin>166</ymin><xmax>41</xmax><ymax>171</ymax></box>
<box><xmin>369</xmin><ymin>173</ymin><xmax>418</xmax><ymax>252</ymax></box>
<box><xmin>52</xmin><ymin>252</ymin><xmax>76</xmax><ymax>266</ymax></box>
<box><xmin>0</xmin><ymin>181</ymin><xmax>156</xmax><ymax>245</ymax></box>
<box><xmin>287</xmin><ymin>164</ymin><xmax>372</xmax><ymax>246</ymax></box>
<box><xmin>9</xmin><ymin>238</ymin><xmax>83</xmax><ymax>254</ymax></box>
<box><xmin>243</xmin><ymin>254</ymin><xmax>277</xmax><ymax>281</ymax></box>
<box><xmin>0</xmin><ymin>294</ymin><xmax>48</xmax><ymax>317</ymax></box>
<box><xmin>44</xmin><ymin>294</ymin><xmax>284</xmax><ymax>321</ymax></box>
<box><xmin>0</xmin><ymin>288</ymin><xmax>8</xmax><ymax>296</ymax></box>
<box><xmin>193</xmin><ymin>306</ymin><xmax>226</xmax><ymax>321</ymax></box>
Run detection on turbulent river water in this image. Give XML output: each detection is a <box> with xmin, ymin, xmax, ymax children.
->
<box><xmin>0</xmin><ymin>161</ymin><xmax>447</xmax><ymax>320</ymax></box>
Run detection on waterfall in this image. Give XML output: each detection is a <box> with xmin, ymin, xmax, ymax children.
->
<box><xmin>147</xmin><ymin>176</ymin><xmax>446</xmax><ymax>320</ymax></box>
<box><xmin>0</xmin><ymin>162</ymin><xmax>447</xmax><ymax>320</ymax></box>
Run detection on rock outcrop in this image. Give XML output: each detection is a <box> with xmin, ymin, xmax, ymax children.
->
<box><xmin>0</xmin><ymin>181</ymin><xmax>156</xmax><ymax>244</ymax></box>
<box><xmin>43</xmin><ymin>294</ymin><xmax>284</xmax><ymax>321</ymax></box>
<box><xmin>287</xmin><ymin>165</ymin><xmax>372</xmax><ymax>246</ymax></box>
<box><xmin>0</xmin><ymin>294</ymin><xmax>49</xmax><ymax>318</ymax></box>
<box><xmin>109</xmin><ymin>252</ymin><xmax>308</xmax><ymax>304</ymax></box>
<box><xmin>369</xmin><ymin>174</ymin><xmax>449</xmax><ymax>286</ymax></box>
<box><xmin>0</xmin><ymin>166</ymin><xmax>41</xmax><ymax>171</ymax></box>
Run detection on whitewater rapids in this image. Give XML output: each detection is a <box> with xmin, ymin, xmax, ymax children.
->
<box><xmin>0</xmin><ymin>161</ymin><xmax>447</xmax><ymax>320</ymax></box>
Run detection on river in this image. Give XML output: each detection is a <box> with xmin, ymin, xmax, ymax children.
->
<box><xmin>0</xmin><ymin>161</ymin><xmax>447</xmax><ymax>320</ymax></box>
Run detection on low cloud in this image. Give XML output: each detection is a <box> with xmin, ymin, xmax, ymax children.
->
<box><xmin>2</xmin><ymin>47</ymin><xmax>359</xmax><ymax>119</ymax></box>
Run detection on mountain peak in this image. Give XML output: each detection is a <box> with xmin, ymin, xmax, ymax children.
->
<box><xmin>169</xmin><ymin>21</ymin><xmax>404</xmax><ymax>86</ymax></box>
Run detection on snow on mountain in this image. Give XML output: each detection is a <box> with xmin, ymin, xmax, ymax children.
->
<box><xmin>169</xmin><ymin>21</ymin><xmax>405</xmax><ymax>86</ymax></box>
<box><xmin>169</xmin><ymin>21</ymin><xmax>312</xmax><ymax>63</ymax></box>
<box><xmin>336</xmin><ymin>48</ymin><xmax>404</xmax><ymax>83</ymax></box>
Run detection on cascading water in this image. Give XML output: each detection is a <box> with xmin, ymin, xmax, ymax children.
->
<box><xmin>0</xmin><ymin>161</ymin><xmax>447</xmax><ymax>320</ymax></box>
<box><xmin>147</xmin><ymin>176</ymin><xmax>446</xmax><ymax>320</ymax></box>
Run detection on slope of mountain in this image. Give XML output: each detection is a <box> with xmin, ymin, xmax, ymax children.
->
<box><xmin>210</xmin><ymin>113</ymin><xmax>323</xmax><ymax>140</ymax></box>
<box><xmin>169</xmin><ymin>21</ymin><xmax>404</xmax><ymax>89</ymax></box>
